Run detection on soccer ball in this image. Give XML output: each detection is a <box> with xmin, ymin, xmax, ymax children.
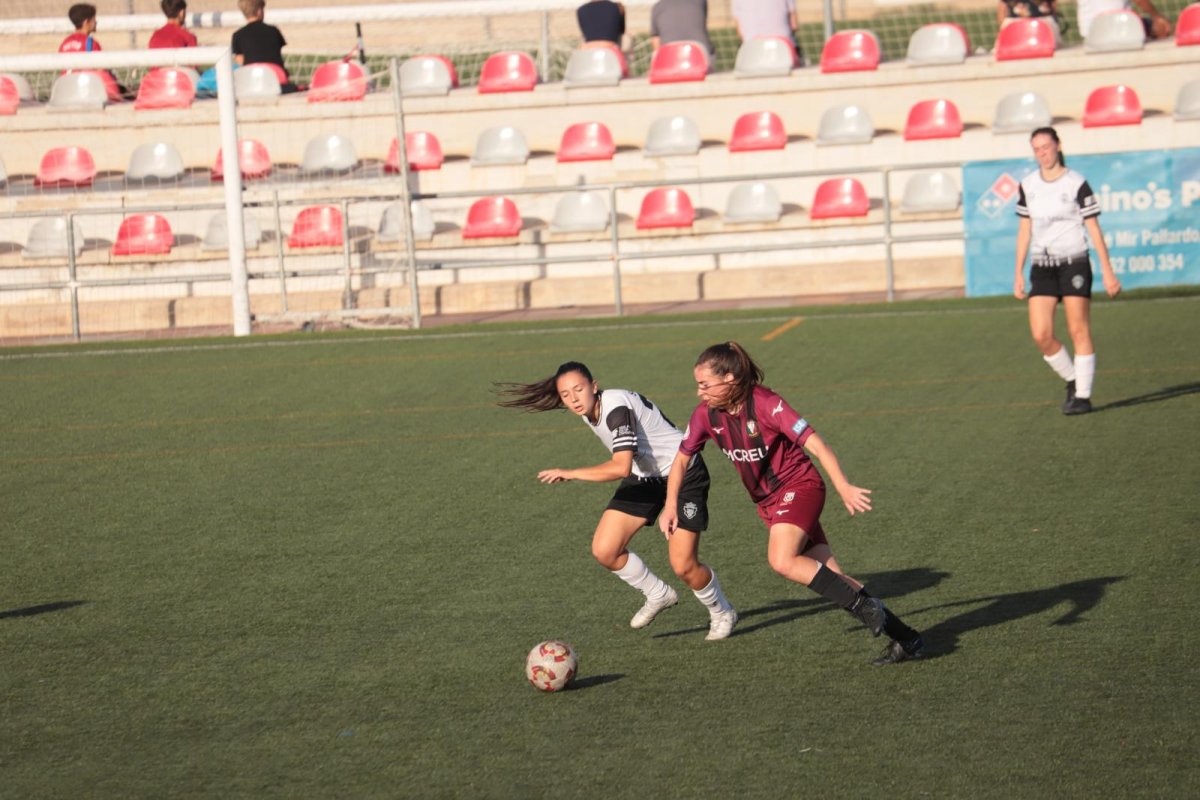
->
<box><xmin>525</xmin><ymin>640</ymin><xmax>577</xmax><ymax>692</ymax></box>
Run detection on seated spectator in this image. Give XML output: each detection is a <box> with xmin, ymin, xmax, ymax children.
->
<box><xmin>59</xmin><ymin>3</ymin><xmax>101</xmax><ymax>53</ymax></box>
<box><xmin>577</xmin><ymin>0</ymin><xmax>626</xmax><ymax>49</ymax></box>
<box><xmin>232</xmin><ymin>0</ymin><xmax>298</xmax><ymax>91</ymax></box>
<box><xmin>1077</xmin><ymin>0</ymin><xmax>1172</xmax><ymax>40</ymax></box>
<box><xmin>650</xmin><ymin>0</ymin><xmax>714</xmax><ymax>59</ymax></box>
<box><xmin>732</xmin><ymin>0</ymin><xmax>803</xmax><ymax>66</ymax></box>
<box><xmin>996</xmin><ymin>0</ymin><xmax>1063</xmax><ymax>44</ymax></box>
<box><xmin>149</xmin><ymin>0</ymin><xmax>198</xmax><ymax>49</ymax></box>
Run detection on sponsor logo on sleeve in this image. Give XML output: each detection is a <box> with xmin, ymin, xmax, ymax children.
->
<box><xmin>713</xmin><ymin>426</ymin><xmax>725</xmax><ymax>435</ymax></box>
<box><xmin>771</xmin><ymin>400</ymin><xmax>784</xmax><ymax>416</ymax></box>
<box><xmin>614</xmin><ymin>424</ymin><xmax>633</xmax><ymax>438</ymax></box>
<box><xmin>792</xmin><ymin>419</ymin><xmax>808</xmax><ymax>435</ymax></box>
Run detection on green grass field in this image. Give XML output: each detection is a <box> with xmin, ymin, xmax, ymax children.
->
<box><xmin>3</xmin><ymin>291</ymin><xmax>1199</xmax><ymax>798</ymax></box>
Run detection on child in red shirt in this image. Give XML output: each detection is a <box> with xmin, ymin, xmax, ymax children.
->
<box><xmin>149</xmin><ymin>0</ymin><xmax>199</xmax><ymax>49</ymax></box>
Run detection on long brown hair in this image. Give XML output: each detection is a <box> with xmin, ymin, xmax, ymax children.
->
<box><xmin>695</xmin><ymin>341</ymin><xmax>763</xmax><ymax>413</ymax></box>
<box><xmin>495</xmin><ymin>361</ymin><xmax>594</xmax><ymax>412</ymax></box>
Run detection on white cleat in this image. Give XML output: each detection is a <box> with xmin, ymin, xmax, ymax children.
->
<box><xmin>705</xmin><ymin>608</ymin><xmax>738</xmax><ymax>641</ymax></box>
<box><xmin>630</xmin><ymin>586</ymin><xmax>678</xmax><ymax>629</ymax></box>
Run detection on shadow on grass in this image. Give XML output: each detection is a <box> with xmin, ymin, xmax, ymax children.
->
<box><xmin>0</xmin><ymin>600</ymin><xmax>88</xmax><ymax>620</ymax></box>
<box><xmin>1095</xmin><ymin>383</ymin><xmax>1200</xmax><ymax>413</ymax></box>
<box><xmin>569</xmin><ymin>674</ymin><xmax>625</xmax><ymax>691</ymax></box>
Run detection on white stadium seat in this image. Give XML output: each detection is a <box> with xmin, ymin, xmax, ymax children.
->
<box><xmin>23</xmin><ymin>217</ymin><xmax>86</xmax><ymax>258</ymax></box>
<box><xmin>643</xmin><ymin>115</ymin><xmax>701</xmax><ymax>156</ymax></box>
<box><xmin>992</xmin><ymin>91</ymin><xmax>1052</xmax><ymax>134</ymax></box>
<box><xmin>202</xmin><ymin>211</ymin><xmax>263</xmax><ymax>251</ymax></box>
<box><xmin>126</xmin><ymin>142</ymin><xmax>185</xmax><ymax>181</ymax></box>
<box><xmin>377</xmin><ymin>201</ymin><xmax>436</xmax><ymax>242</ymax></box>
<box><xmin>48</xmin><ymin>72</ymin><xmax>107</xmax><ymax>110</ymax></box>
<box><xmin>723</xmin><ymin>182</ymin><xmax>783</xmax><ymax>223</ymax></box>
<box><xmin>550</xmin><ymin>191</ymin><xmax>610</xmax><ymax>232</ymax></box>
<box><xmin>471</xmin><ymin>126</ymin><xmax>530</xmax><ymax>166</ymax></box>
<box><xmin>301</xmin><ymin>134</ymin><xmax>359</xmax><ymax>173</ymax></box>
<box><xmin>901</xmin><ymin>171</ymin><xmax>961</xmax><ymax>212</ymax></box>
<box><xmin>816</xmin><ymin>104</ymin><xmax>875</xmax><ymax>146</ymax></box>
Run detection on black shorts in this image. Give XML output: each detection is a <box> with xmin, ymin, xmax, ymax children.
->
<box><xmin>605</xmin><ymin>453</ymin><xmax>710</xmax><ymax>533</ymax></box>
<box><xmin>1030</xmin><ymin>254</ymin><xmax>1092</xmax><ymax>299</ymax></box>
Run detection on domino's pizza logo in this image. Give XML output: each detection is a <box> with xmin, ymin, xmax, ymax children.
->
<box><xmin>977</xmin><ymin>173</ymin><xmax>1020</xmax><ymax>219</ymax></box>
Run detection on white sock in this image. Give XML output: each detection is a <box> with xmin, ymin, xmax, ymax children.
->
<box><xmin>614</xmin><ymin>551</ymin><xmax>669</xmax><ymax>600</ymax></box>
<box><xmin>693</xmin><ymin>568</ymin><xmax>733</xmax><ymax>615</ymax></box>
<box><xmin>1075</xmin><ymin>353</ymin><xmax>1096</xmax><ymax>399</ymax></box>
<box><xmin>1043</xmin><ymin>347</ymin><xmax>1076</xmax><ymax>382</ymax></box>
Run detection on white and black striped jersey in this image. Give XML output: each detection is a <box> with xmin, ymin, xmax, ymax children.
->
<box><xmin>582</xmin><ymin>389</ymin><xmax>683</xmax><ymax>479</ymax></box>
<box><xmin>1016</xmin><ymin>169</ymin><xmax>1101</xmax><ymax>258</ymax></box>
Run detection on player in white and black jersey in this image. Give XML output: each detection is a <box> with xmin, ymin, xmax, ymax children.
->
<box><xmin>1014</xmin><ymin>127</ymin><xmax>1121</xmax><ymax>415</ymax></box>
<box><xmin>496</xmin><ymin>361</ymin><xmax>738</xmax><ymax>640</ymax></box>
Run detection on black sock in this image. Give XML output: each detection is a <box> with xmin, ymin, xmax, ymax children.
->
<box><xmin>808</xmin><ymin>565</ymin><xmax>860</xmax><ymax>609</ymax></box>
<box><xmin>882</xmin><ymin>608</ymin><xmax>920</xmax><ymax>642</ymax></box>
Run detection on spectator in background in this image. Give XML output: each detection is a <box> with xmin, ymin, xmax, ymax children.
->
<box><xmin>996</xmin><ymin>0</ymin><xmax>1063</xmax><ymax>44</ymax></box>
<box><xmin>59</xmin><ymin>4</ymin><xmax>102</xmax><ymax>52</ymax></box>
<box><xmin>649</xmin><ymin>0</ymin><xmax>714</xmax><ymax>59</ymax></box>
<box><xmin>149</xmin><ymin>0</ymin><xmax>198</xmax><ymax>49</ymax></box>
<box><xmin>232</xmin><ymin>0</ymin><xmax>297</xmax><ymax>91</ymax></box>
<box><xmin>732</xmin><ymin>0</ymin><xmax>804</xmax><ymax>66</ymax></box>
<box><xmin>577</xmin><ymin>0</ymin><xmax>626</xmax><ymax>49</ymax></box>
<box><xmin>1077</xmin><ymin>0</ymin><xmax>1172</xmax><ymax>40</ymax></box>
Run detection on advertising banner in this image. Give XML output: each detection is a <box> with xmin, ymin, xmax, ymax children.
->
<box><xmin>963</xmin><ymin>148</ymin><xmax>1200</xmax><ymax>297</ymax></box>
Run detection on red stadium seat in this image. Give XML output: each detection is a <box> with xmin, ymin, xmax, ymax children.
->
<box><xmin>463</xmin><ymin>197</ymin><xmax>522</xmax><ymax>238</ymax></box>
<box><xmin>134</xmin><ymin>67</ymin><xmax>195</xmax><ymax>110</ymax></box>
<box><xmin>385</xmin><ymin>132</ymin><xmax>445</xmax><ymax>173</ymax></box>
<box><xmin>477</xmin><ymin>52</ymin><xmax>537</xmax><ymax>94</ymax></box>
<box><xmin>211</xmin><ymin>139</ymin><xmax>272</xmax><ymax>181</ymax></box>
<box><xmin>0</xmin><ymin>76</ymin><xmax>18</xmax><ymax>115</ymax></box>
<box><xmin>308</xmin><ymin>60</ymin><xmax>367</xmax><ymax>102</ymax></box>
<box><xmin>820</xmin><ymin>30</ymin><xmax>881</xmax><ymax>73</ymax></box>
<box><xmin>557</xmin><ymin>122</ymin><xmax>616</xmax><ymax>162</ymax></box>
<box><xmin>288</xmin><ymin>205</ymin><xmax>344</xmax><ymax>248</ymax></box>
<box><xmin>35</xmin><ymin>146</ymin><xmax>96</xmax><ymax>187</ymax></box>
<box><xmin>247</xmin><ymin>62</ymin><xmax>289</xmax><ymax>85</ymax></box>
<box><xmin>904</xmin><ymin>99</ymin><xmax>963</xmax><ymax>140</ymax></box>
<box><xmin>728</xmin><ymin>111</ymin><xmax>787</xmax><ymax>152</ymax></box>
<box><xmin>810</xmin><ymin>178</ymin><xmax>870</xmax><ymax>219</ymax></box>
<box><xmin>648</xmin><ymin>40</ymin><xmax>709</xmax><ymax>83</ymax></box>
<box><xmin>636</xmin><ymin>187</ymin><xmax>695</xmax><ymax>229</ymax></box>
<box><xmin>995</xmin><ymin>18</ymin><xmax>1056</xmax><ymax>60</ymax></box>
<box><xmin>1082</xmin><ymin>85</ymin><xmax>1143</xmax><ymax>127</ymax></box>
<box><xmin>1177</xmin><ymin>4</ymin><xmax>1200</xmax><ymax>45</ymax></box>
<box><xmin>112</xmin><ymin>214</ymin><xmax>173</xmax><ymax>256</ymax></box>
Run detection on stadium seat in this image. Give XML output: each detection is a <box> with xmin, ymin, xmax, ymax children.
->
<box><xmin>23</xmin><ymin>217</ymin><xmax>86</xmax><ymax>258</ymax></box>
<box><xmin>728</xmin><ymin>111</ymin><xmax>787</xmax><ymax>152</ymax></box>
<box><xmin>35</xmin><ymin>146</ymin><xmax>96</xmax><ymax>187</ymax></box>
<box><xmin>134</xmin><ymin>67</ymin><xmax>195</xmax><ymax>110</ymax></box>
<box><xmin>995</xmin><ymin>18</ymin><xmax>1056</xmax><ymax>61</ymax></box>
<box><xmin>0</xmin><ymin>72</ymin><xmax>33</xmax><ymax>101</ymax></box>
<box><xmin>1085</xmin><ymin>10</ymin><xmax>1146</xmax><ymax>51</ymax></box>
<box><xmin>992</xmin><ymin>91</ymin><xmax>1052</xmax><ymax>134</ymax></box>
<box><xmin>0</xmin><ymin>76</ymin><xmax>18</xmax><ymax>115</ymax></box>
<box><xmin>820</xmin><ymin>30</ymin><xmax>881</xmax><ymax>73</ymax></box>
<box><xmin>557</xmin><ymin>122</ymin><xmax>616</xmax><ymax>162</ymax></box>
<box><xmin>563</xmin><ymin>46</ymin><xmax>626</xmax><ymax>87</ymax></box>
<box><xmin>48</xmin><ymin>71</ymin><xmax>108</xmax><ymax>109</ymax></box>
<box><xmin>1176</xmin><ymin>4</ymin><xmax>1200</xmax><ymax>45</ymax></box>
<box><xmin>550</xmin><ymin>191</ymin><xmax>610</xmax><ymax>232</ymax></box>
<box><xmin>904</xmin><ymin>99</ymin><xmax>963</xmax><ymax>140</ymax></box>
<box><xmin>377</xmin><ymin>200</ymin><xmax>436</xmax><ymax>242</ymax></box>
<box><xmin>1082</xmin><ymin>85</ymin><xmax>1143</xmax><ymax>127</ymax></box>
<box><xmin>126</xmin><ymin>142</ymin><xmax>185</xmax><ymax>180</ymax></box>
<box><xmin>212</xmin><ymin>139</ymin><xmax>272</xmax><ymax>181</ymax></box>
<box><xmin>906</xmin><ymin>23</ymin><xmax>969</xmax><ymax>65</ymax></box>
<box><xmin>111</xmin><ymin>214</ymin><xmax>174</xmax><ymax>256</ymax></box>
<box><xmin>636</xmin><ymin>187</ymin><xmax>694</xmax><ymax>229</ymax></box>
<box><xmin>308</xmin><ymin>60</ymin><xmax>368</xmax><ymax>102</ymax></box>
<box><xmin>648</xmin><ymin>40</ymin><xmax>709</xmax><ymax>83</ymax></box>
<box><xmin>810</xmin><ymin>178</ymin><xmax>869</xmax><ymax>219</ymax></box>
<box><xmin>234</xmin><ymin>64</ymin><xmax>282</xmax><ymax>100</ymax></box>
<box><xmin>471</xmin><ymin>126</ymin><xmax>530</xmax><ymax>166</ymax></box>
<box><xmin>1175</xmin><ymin>78</ymin><xmax>1200</xmax><ymax>120</ymax></box>
<box><xmin>734</xmin><ymin>36</ymin><xmax>798</xmax><ymax>78</ymax></box>
<box><xmin>723</xmin><ymin>182</ymin><xmax>782</xmax><ymax>223</ymax></box>
<box><xmin>0</xmin><ymin>155</ymin><xmax>6</xmax><ymax>185</ymax></box>
<box><xmin>901</xmin><ymin>171</ymin><xmax>961</xmax><ymax>212</ymax></box>
<box><xmin>288</xmin><ymin>205</ymin><xmax>344</xmax><ymax>248</ymax></box>
<box><xmin>463</xmin><ymin>196</ymin><xmax>522</xmax><ymax>238</ymax></box>
<box><xmin>201</xmin><ymin>211</ymin><xmax>263</xmax><ymax>251</ymax></box>
<box><xmin>399</xmin><ymin>55</ymin><xmax>458</xmax><ymax>96</ymax></box>
<box><xmin>477</xmin><ymin>52</ymin><xmax>537</xmax><ymax>94</ymax></box>
<box><xmin>384</xmin><ymin>132</ymin><xmax>444</xmax><ymax>173</ymax></box>
<box><xmin>643</xmin><ymin>115</ymin><xmax>701</xmax><ymax>156</ymax></box>
<box><xmin>301</xmin><ymin>134</ymin><xmax>359</xmax><ymax>173</ymax></box>
<box><xmin>816</xmin><ymin>104</ymin><xmax>875</xmax><ymax>146</ymax></box>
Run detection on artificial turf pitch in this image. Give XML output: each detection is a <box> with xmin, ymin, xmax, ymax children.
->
<box><xmin>2</xmin><ymin>291</ymin><xmax>1198</xmax><ymax>798</ymax></box>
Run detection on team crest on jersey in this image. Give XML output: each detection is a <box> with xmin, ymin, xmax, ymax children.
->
<box><xmin>1072</xmin><ymin>274</ymin><xmax>1085</xmax><ymax>290</ymax></box>
<box><xmin>783</xmin><ymin>491</ymin><xmax>795</xmax><ymax>503</ymax></box>
<box><xmin>682</xmin><ymin>502</ymin><xmax>698</xmax><ymax>520</ymax></box>
<box><xmin>746</xmin><ymin>420</ymin><xmax>759</xmax><ymax>437</ymax></box>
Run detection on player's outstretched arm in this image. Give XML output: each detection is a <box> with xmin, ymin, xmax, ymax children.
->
<box><xmin>538</xmin><ymin>450</ymin><xmax>634</xmax><ymax>484</ymax></box>
<box><xmin>657</xmin><ymin>450</ymin><xmax>691</xmax><ymax>536</ymax></box>
<box><xmin>803</xmin><ymin>432</ymin><xmax>873</xmax><ymax>516</ymax></box>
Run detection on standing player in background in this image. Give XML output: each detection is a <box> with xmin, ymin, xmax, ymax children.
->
<box><xmin>497</xmin><ymin>362</ymin><xmax>738</xmax><ymax>640</ymax></box>
<box><xmin>149</xmin><ymin>1</ymin><xmax>199</xmax><ymax>49</ymax></box>
<box><xmin>1013</xmin><ymin>127</ymin><xmax>1121</xmax><ymax>415</ymax></box>
<box><xmin>659</xmin><ymin>342</ymin><xmax>924</xmax><ymax>665</ymax></box>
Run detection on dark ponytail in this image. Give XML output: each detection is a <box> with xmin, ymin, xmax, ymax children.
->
<box><xmin>495</xmin><ymin>361</ymin><xmax>594</xmax><ymax>412</ymax></box>
<box><xmin>1030</xmin><ymin>126</ymin><xmax>1066</xmax><ymax>166</ymax></box>
<box><xmin>695</xmin><ymin>341</ymin><xmax>764</xmax><ymax>412</ymax></box>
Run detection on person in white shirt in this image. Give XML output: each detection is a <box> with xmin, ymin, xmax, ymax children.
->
<box><xmin>1077</xmin><ymin>0</ymin><xmax>1172</xmax><ymax>40</ymax></box>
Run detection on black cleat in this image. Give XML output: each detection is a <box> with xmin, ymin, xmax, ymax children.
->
<box><xmin>872</xmin><ymin>636</ymin><xmax>924</xmax><ymax>666</ymax></box>
<box><xmin>851</xmin><ymin>596</ymin><xmax>888</xmax><ymax>637</ymax></box>
<box><xmin>1062</xmin><ymin>380</ymin><xmax>1077</xmax><ymax>413</ymax></box>
<box><xmin>1062</xmin><ymin>396</ymin><xmax>1093</xmax><ymax>416</ymax></box>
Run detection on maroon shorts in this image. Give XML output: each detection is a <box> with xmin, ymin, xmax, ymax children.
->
<box><xmin>755</xmin><ymin>481</ymin><xmax>829</xmax><ymax>552</ymax></box>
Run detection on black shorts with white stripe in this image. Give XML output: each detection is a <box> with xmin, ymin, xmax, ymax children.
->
<box><xmin>605</xmin><ymin>454</ymin><xmax>711</xmax><ymax>532</ymax></box>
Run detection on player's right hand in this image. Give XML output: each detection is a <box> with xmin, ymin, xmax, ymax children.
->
<box><xmin>658</xmin><ymin>507</ymin><xmax>678</xmax><ymax>538</ymax></box>
<box><xmin>1013</xmin><ymin>275</ymin><xmax>1027</xmax><ymax>300</ymax></box>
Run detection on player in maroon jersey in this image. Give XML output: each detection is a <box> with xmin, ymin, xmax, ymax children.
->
<box><xmin>659</xmin><ymin>341</ymin><xmax>924</xmax><ymax>665</ymax></box>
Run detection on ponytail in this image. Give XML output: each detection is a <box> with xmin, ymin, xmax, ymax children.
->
<box><xmin>495</xmin><ymin>361</ymin><xmax>594</xmax><ymax>412</ymax></box>
<box><xmin>695</xmin><ymin>341</ymin><xmax>764</xmax><ymax>412</ymax></box>
<box><xmin>1030</xmin><ymin>126</ymin><xmax>1066</xmax><ymax>166</ymax></box>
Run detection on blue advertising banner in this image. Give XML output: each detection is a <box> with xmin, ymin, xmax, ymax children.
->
<box><xmin>963</xmin><ymin>148</ymin><xmax>1200</xmax><ymax>297</ymax></box>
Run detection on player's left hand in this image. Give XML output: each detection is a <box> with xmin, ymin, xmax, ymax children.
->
<box><xmin>537</xmin><ymin>469</ymin><xmax>572</xmax><ymax>484</ymax></box>
<box><xmin>837</xmin><ymin>484</ymin><xmax>873</xmax><ymax>516</ymax></box>
<box><xmin>1104</xmin><ymin>273</ymin><xmax>1122</xmax><ymax>298</ymax></box>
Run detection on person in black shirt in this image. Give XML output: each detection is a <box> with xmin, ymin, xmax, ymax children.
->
<box><xmin>577</xmin><ymin>0</ymin><xmax>626</xmax><ymax>47</ymax></box>
<box><xmin>232</xmin><ymin>0</ymin><xmax>297</xmax><ymax>91</ymax></box>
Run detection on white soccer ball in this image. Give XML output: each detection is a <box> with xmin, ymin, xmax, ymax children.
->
<box><xmin>525</xmin><ymin>640</ymin><xmax>577</xmax><ymax>692</ymax></box>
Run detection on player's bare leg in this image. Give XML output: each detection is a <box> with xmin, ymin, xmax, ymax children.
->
<box><xmin>593</xmin><ymin>510</ymin><xmax>677</xmax><ymax>628</ymax></box>
<box><xmin>1062</xmin><ymin>296</ymin><xmax>1096</xmax><ymax>414</ymax></box>
<box><xmin>668</xmin><ymin>528</ymin><xmax>736</xmax><ymax>640</ymax></box>
<box><xmin>1029</xmin><ymin>295</ymin><xmax>1080</xmax><ymax>412</ymax></box>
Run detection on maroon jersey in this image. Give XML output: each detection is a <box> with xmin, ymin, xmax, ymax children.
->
<box><xmin>679</xmin><ymin>385</ymin><xmax>820</xmax><ymax>504</ymax></box>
